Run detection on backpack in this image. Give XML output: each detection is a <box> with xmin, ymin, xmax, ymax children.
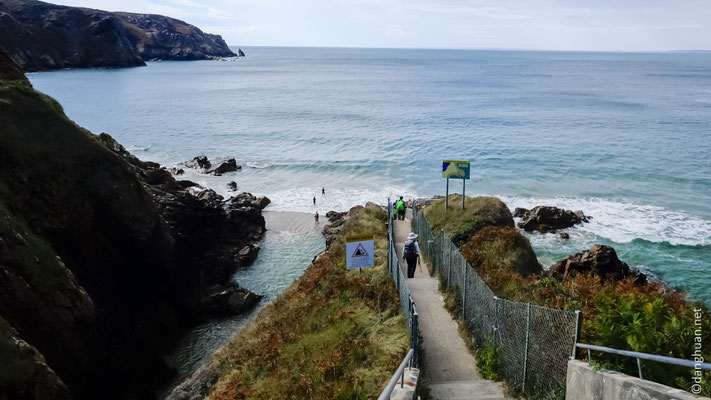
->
<box><xmin>404</xmin><ymin>240</ymin><xmax>416</xmax><ymax>259</ymax></box>
<box><xmin>396</xmin><ymin>200</ymin><xmax>405</xmax><ymax>211</ymax></box>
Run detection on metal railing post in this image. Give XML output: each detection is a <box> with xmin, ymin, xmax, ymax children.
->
<box><xmin>523</xmin><ymin>302</ymin><xmax>531</xmax><ymax>393</ymax></box>
<box><xmin>637</xmin><ymin>358</ymin><xmax>643</xmax><ymax>379</ymax></box>
<box><xmin>572</xmin><ymin>310</ymin><xmax>582</xmax><ymax>359</ymax></box>
<box><xmin>447</xmin><ymin>243</ymin><xmax>452</xmax><ymax>288</ymax></box>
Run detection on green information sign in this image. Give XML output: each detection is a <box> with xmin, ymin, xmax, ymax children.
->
<box><xmin>442</xmin><ymin>160</ymin><xmax>471</xmax><ymax>180</ymax></box>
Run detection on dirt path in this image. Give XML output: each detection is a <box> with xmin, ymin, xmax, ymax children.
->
<box><xmin>394</xmin><ymin>218</ymin><xmax>509</xmax><ymax>400</ymax></box>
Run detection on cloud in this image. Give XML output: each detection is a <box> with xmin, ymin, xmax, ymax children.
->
<box><xmin>44</xmin><ymin>0</ymin><xmax>711</xmax><ymax>50</ymax></box>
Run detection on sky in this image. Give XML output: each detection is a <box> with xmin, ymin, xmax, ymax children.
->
<box><xmin>52</xmin><ymin>0</ymin><xmax>711</xmax><ymax>51</ymax></box>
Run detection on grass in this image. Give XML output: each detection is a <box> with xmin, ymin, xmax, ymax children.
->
<box><xmin>421</xmin><ymin>201</ymin><xmax>711</xmax><ymax>396</ymax></box>
<box><xmin>204</xmin><ymin>205</ymin><xmax>410</xmax><ymax>400</ymax></box>
<box><xmin>423</xmin><ymin>195</ymin><xmax>514</xmax><ymax>245</ymax></box>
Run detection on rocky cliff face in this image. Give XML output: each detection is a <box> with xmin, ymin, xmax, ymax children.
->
<box><xmin>0</xmin><ymin>51</ymin><xmax>262</xmax><ymax>399</ymax></box>
<box><xmin>0</xmin><ymin>0</ymin><xmax>235</xmax><ymax>71</ymax></box>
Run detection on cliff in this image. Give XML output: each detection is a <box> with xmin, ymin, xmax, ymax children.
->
<box><xmin>0</xmin><ymin>0</ymin><xmax>235</xmax><ymax>71</ymax></box>
<box><xmin>0</xmin><ymin>51</ymin><xmax>263</xmax><ymax>399</ymax></box>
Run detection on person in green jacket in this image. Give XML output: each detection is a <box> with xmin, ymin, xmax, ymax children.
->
<box><xmin>396</xmin><ymin>196</ymin><xmax>406</xmax><ymax>221</ymax></box>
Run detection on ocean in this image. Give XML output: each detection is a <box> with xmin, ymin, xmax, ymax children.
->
<box><xmin>28</xmin><ymin>46</ymin><xmax>711</xmax><ymax>306</ymax></box>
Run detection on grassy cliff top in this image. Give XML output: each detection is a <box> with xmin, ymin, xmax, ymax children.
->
<box><xmin>424</xmin><ymin>195</ymin><xmax>514</xmax><ymax>244</ymax></box>
<box><xmin>202</xmin><ymin>205</ymin><xmax>408</xmax><ymax>400</ymax></box>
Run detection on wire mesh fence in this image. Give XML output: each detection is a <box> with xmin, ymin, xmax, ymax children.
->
<box><xmin>387</xmin><ymin>199</ymin><xmax>419</xmax><ymax>367</ymax></box>
<box><xmin>413</xmin><ymin>210</ymin><xmax>581</xmax><ymax>397</ymax></box>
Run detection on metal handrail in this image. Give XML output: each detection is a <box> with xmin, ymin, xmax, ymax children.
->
<box><xmin>378</xmin><ymin>348</ymin><xmax>415</xmax><ymax>400</ymax></box>
<box><xmin>577</xmin><ymin>342</ymin><xmax>711</xmax><ymax>379</ymax></box>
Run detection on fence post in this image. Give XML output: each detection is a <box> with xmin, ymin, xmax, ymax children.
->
<box><xmin>522</xmin><ymin>302</ymin><xmax>531</xmax><ymax>393</ymax></box>
<box><xmin>571</xmin><ymin>310</ymin><xmax>582</xmax><ymax>359</ymax></box>
<box><xmin>493</xmin><ymin>296</ymin><xmax>499</xmax><ymax>342</ymax></box>
<box><xmin>462</xmin><ymin>260</ymin><xmax>468</xmax><ymax>320</ymax></box>
<box><xmin>447</xmin><ymin>243</ymin><xmax>452</xmax><ymax>289</ymax></box>
<box><xmin>441</xmin><ymin>229</ymin><xmax>445</xmax><ymax>280</ymax></box>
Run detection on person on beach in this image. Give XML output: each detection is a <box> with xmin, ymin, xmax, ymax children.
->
<box><xmin>403</xmin><ymin>232</ymin><xmax>420</xmax><ymax>278</ymax></box>
<box><xmin>396</xmin><ymin>196</ymin><xmax>406</xmax><ymax>221</ymax></box>
<box><xmin>314</xmin><ymin>212</ymin><xmax>319</xmax><ymax>223</ymax></box>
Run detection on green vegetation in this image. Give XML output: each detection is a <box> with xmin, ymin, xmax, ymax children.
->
<box><xmin>422</xmin><ymin>196</ymin><xmax>711</xmax><ymax>396</ymax></box>
<box><xmin>205</xmin><ymin>205</ymin><xmax>409</xmax><ymax>400</ymax></box>
<box><xmin>424</xmin><ymin>195</ymin><xmax>514</xmax><ymax>244</ymax></box>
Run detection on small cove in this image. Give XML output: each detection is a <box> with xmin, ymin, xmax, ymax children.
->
<box><xmin>161</xmin><ymin>211</ymin><xmax>325</xmax><ymax>396</ymax></box>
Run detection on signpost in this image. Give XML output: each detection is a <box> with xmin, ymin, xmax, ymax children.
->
<box><xmin>442</xmin><ymin>160</ymin><xmax>470</xmax><ymax>209</ymax></box>
<box><xmin>346</xmin><ymin>234</ymin><xmax>375</xmax><ymax>270</ymax></box>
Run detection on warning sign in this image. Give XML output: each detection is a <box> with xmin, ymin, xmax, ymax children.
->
<box><xmin>346</xmin><ymin>234</ymin><xmax>375</xmax><ymax>269</ymax></box>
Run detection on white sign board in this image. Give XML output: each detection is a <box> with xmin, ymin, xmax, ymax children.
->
<box><xmin>346</xmin><ymin>234</ymin><xmax>375</xmax><ymax>269</ymax></box>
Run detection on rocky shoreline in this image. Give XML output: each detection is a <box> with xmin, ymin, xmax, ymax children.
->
<box><xmin>0</xmin><ymin>0</ymin><xmax>236</xmax><ymax>71</ymax></box>
<box><xmin>0</xmin><ymin>52</ymin><xmax>268</xmax><ymax>399</ymax></box>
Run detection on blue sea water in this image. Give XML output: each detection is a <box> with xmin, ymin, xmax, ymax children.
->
<box><xmin>28</xmin><ymin>47</ymin><xmax>711</xmax><ymax>304</ymax></box>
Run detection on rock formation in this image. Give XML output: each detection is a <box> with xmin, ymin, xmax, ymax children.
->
<box><xmin>0</xmin><ymin>0</ymin><xmax>235</xmax><ymax>71</ymax></box>
<box><xmin>513</xmin><ymin>206</ymin><xmax>589</xmax><ymax>233</ymax></box>
<box><xmin>550</xmin><ymin>244</ymin><xmax>647</xmax><ymax>283</ymax></box>
<box><xmin>0</xmin><ymin>52</ymin><xmax>263</xmax><ymax>399</ymax></box>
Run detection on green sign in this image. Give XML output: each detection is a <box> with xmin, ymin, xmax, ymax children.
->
<box><xmin>442</xmin><ymin>160</ymin><xmax>470</xmax><ymax>179</ymax></box>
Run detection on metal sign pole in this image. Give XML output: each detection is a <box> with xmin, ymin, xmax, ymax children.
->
<box><xmin>445</xmin><ymin>178</ymin><xmax>449</xmax><ymax>210</ymax></box>
<box><xmin>462</xmin><ymin>179</ymin><xmax>465</xmax><ymax>210</ymax></box>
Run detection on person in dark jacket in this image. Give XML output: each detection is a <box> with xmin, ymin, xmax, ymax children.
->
<box><xmin>402</xmin><ymin>232</ymin><xmax>420</xmax><ymax>278</ymax></box>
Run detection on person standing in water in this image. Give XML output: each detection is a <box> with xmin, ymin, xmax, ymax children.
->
<box><xmin>313</xmin><ymin>196</ymin><xmax>316</xmax><ymax>205</ymax></box>
<box><xmin>322</xmin><ymin>187</ymin><xmax>325</xmax><ymax>195</ymax></box>
<box><xmin>314</xmin><ymin>212</ymin><xmax>319</xmax><ymax>224</ymax></box>
<box><xmin>403</xmin><ymin>232</ymin><xmax>420</xmax><ymax>278</ymax></box>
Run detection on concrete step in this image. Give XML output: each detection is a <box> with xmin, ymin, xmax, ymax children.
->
<box><xmin>429</xmin><ymin>381</ymin><xmax>510</xmax><ymax>400</ymax></box>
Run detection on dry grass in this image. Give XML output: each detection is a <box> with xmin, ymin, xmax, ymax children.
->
<box><xmin>205</xmin><ymin>205</ymin><xmax>409</xmax><ymax>400</ymax></box>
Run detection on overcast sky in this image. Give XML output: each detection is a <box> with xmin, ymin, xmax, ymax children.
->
<box><xmin>52</xmin><ymin>0</ymin><xmax>711</xmax><ymax>51</ymax></box>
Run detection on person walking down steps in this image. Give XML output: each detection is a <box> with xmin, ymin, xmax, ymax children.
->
<box><xmin>403</xmin><ymin>232</ymin><xmax>420</xmax><ymax>278</ymax></box>
<box><xmin>396</xmin><ymin>196</ymin><xmax>406</xmax><ymax>221</ymax></box>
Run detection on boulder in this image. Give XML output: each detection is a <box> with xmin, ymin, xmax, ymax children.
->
<box><xmin>176</xmin><ymin>180</ymin><xmax>199</xmax><ymax>189</ymax></box>
<box><xmin>227</xmin><ymin>193</ymin><xmax>270</xmax><ymax>210</ymax></box>
<box><xmin>196</xmin><ymin>189</ymin><xmax>224</xmax><ymax>204</ymax></box>
<box><xmin>550</xmin><ymin>244</ymin><xmax>647</xmax><ymax>283</ymax></box>
<box><xmin>185</xmin><ymin>155</ymin><xmax>211</xmax><ymax>171</ymax></box>
<box><xmin>515</xmin><ymin>206</ymin><xmax>589</xmax><ymax>233</ymax></box>
<box><xmin>233</xmin><ymin>245</ymin><xmax>259</xmax><ymax>266</ymax></box>
<box><xmin>202</xmin><ymin>283</ymin><xmax>262</xmax><ymax>317</ymax></box>
<box><xmin>143</xmin><ymin>168</ymin><xmax>179</xmax><ymax>189</ymax></box>
<box><xmin>209</xmin><ymin>158</ymin><xmax>240</xmax><ymax>176</ymax></box>
<box><xmin>227</xmin><ymin>181</ymin><xmax>237</xmax><ymax>191</ymax></box>
<box><xmin>322</xmin><ymin>210</ymin><xmax>350</xmax><ymax>249</ymax></box>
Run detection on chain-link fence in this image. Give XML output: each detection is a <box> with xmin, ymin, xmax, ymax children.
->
<box><xmin>413</xmin><ymin>210</ymin><xmax>581</xmax><ymax>397</ymax></box>
<box><xmin>387</xmin><ymin>199</ymin><xmax>419</xmax><ymax>367</ymax></box>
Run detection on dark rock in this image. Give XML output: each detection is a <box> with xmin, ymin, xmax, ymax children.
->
<box><xmin>209</xmin><ymin>157</ymin><xmax>240</xmax><ymax>176</ymax></box>
<box><xmin>560</xmin><ymin>232</ymin><xmax>570</xmax><ymax>240</ymax></box>
<box><xmin>512</xmin><ymin>207</ymin><xmax>528</xmax><ymax>218</ymax></box>
<box><xmin>256</xmin><ymin>196</ymin><xmax>271</xmax><ymax>209</ymax></box>
<box><xmin>0</xmin><ymin>69</ymin><xmax>266</xmax><ymax>399</ymax></box>
<box><xmin>0</xmin><ymin>0</ymin><xmax>235</xmax><ymax>72</ymax></box>
<box><xmin>143</xmin><ymin>168</ymin><xmax>179</xmax><ymax>189</ymax></box>
<box><xmin>176</xmin><ymin>180</ymin><xmax>199</xmax><ymax>189</ymax></box>
<box><xmin>185</xmin><ymin>155</ymin><xmax>211</xmax><ymax>171</ymax></box>
<box><xmin>232</xmin><ymin>244</ymin><xmax>259</xmax><ymax>266</ymax></box>
<box><xmin>227</xmin><ymin>193</ymin><xmax>270</xmax><ymax>210</ymax></box>
<box><xmin>237</xmin><ymin>48</ymin><xmax>246</xmax><ymax>57</ymax></box>
<box><xmin>550</xmin><ymin>244</ymin><xmax>647</xmax><ymax>284</ymax></box>
<box><xmin>195</xmin><ymin>189</ymin><xmax>224</xmax><ymax>204</ymax></box>
<box><xmin>515</xmin><ymin>206</ymin><xmax>589</xmax><ymax>233</ymax></box>
<box><xmin>202</xmin><ymin>282</ymin><xmax>262</xmax><ymax>317</ymax></box>
<box><xmin>170</xmin><ymin>168</ymin><xmax>185</xmax><ymax>176</ymax></box>
<box><xmin>322</xmin><ymin>210</ymin><xmax>351</xmax><ymax>249</ymax></box>
<box><xmin>227</xmin><ymin>181</ymin><xmax>238</xmax><ymax>191</ymax></box>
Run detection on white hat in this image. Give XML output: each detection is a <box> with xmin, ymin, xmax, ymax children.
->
<box><xmin>407</xmin><ymin>233</ymin><xmax>418</xmax><ymax>240</ymax></box>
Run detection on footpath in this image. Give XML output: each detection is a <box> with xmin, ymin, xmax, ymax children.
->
<box><xmin>393</xmin><ymin>218</ymin><xmax>510</xmax><ymax>400</ymax></box>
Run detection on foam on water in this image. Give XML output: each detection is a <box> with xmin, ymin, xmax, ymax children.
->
<box><xmin>498</xmin><ymin>195</ymin><xmax>711</xmax><ymax>246</ymax></box>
